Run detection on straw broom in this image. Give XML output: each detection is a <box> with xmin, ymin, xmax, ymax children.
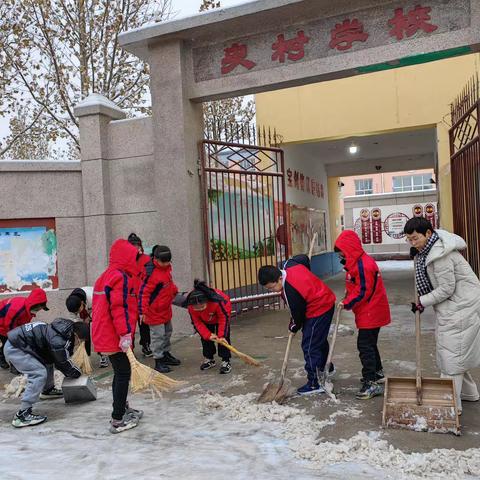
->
<box><xmin>71</xmin><ymin>341</ymin><xmax>93</xmax><ymax>375</ymax></box>
<box><xmin>126</xmin><ymin>348</ymin><xmax>185</xmax><ymax>396</ymax></box>
<box><xmin>215</xmin><ymin>339</ymin><xmax>261</xmax><ymax>367</ymax></box>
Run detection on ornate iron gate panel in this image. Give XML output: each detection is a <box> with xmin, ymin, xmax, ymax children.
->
<box><xmin>449</xmin><ymin>76</ymin><xmax>480</xmax><ymax>276</ymax></box>
<box><xmin>200</xmin><ymin>138</ymin><xmax>289</xmax><ymax>312</ymax></box>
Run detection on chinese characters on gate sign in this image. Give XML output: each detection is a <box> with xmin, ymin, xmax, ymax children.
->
<box><xmin>220</xmin><ymin>4</ymin><xmax>438</xmax><ymax>74</ymax></box>
<box><xmin>287</xmin><ymin>169</ymin><xmax>324</xmax><ymax>199</ymax></box>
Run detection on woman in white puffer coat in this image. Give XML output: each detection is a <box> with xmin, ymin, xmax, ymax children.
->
<box><xmin>404</xmin><ymin>217</ymin><xmax>480</xmax><ymax>414</ymax></box>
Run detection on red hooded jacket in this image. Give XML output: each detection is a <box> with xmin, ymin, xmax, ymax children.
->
<box><xmin>138</xmin><ymin>260</ymin><xmax>178</xmax><ymax>326</ymax></box>
<box><xmin>91</xmin><ymin>239</ymin><xmax>139</xmax><ymax>353</ymax></box>
<box><xmin>0</xmin><ymin>288</ymin><xmax>48</xmax><ymax>337</ymax></box>
<box><xmin>188</xmin><ymin>290</ymin><xmax>231</xmax><ymax>340</ymax></box>
<box><xmin>335</xmin><ymin>230</ymin><xmax>391</xmax><ymax>329</ymax></box>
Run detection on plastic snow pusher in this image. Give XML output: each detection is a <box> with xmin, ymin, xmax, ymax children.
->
<box><xmin>382</xmin><ymin>261</ymin><xmax>460</xmax><ymax>435</ymax></box>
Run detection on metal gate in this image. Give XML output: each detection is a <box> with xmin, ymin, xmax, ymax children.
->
<box><xmin>200</xmin><ymin>128</ymin><xmax>288</xmax><ymax>312</ymax></box>
<box><xmin>449</xmin><ymin>75</ymin><xmax>480</xmax><ymax>276</ymax></box>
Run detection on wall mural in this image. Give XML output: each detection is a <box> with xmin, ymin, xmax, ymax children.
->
<box><xmin>0</xmin><ymin>219</ymin><xmax>58</xmax><ymax>293</ymax></box>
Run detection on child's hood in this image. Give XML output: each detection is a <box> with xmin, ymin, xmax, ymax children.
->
<box><xmin>335</xmin><ymin>230</ymin><xmax>365</xmax><ymax>268</ymax></box>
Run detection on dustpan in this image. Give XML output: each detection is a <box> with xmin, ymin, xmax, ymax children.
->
<box><xmin>382</xmin><ymin>260</ymin><xmax>460</xmax><ymax>435</ymax></box>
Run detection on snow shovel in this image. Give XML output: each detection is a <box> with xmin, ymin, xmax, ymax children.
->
<box><xmin>257</xmin><ymin>332</ymin><xmax>294</xmax><ymax>404</ymax></box>
<box><xmin>382</xmin><ymin>261</ymin><xmax>460</xmax><ymax>435</ymax></box>
<box><xmin>318</xmin><ymin>305</ymin><xmax>343</xmax><ymax>400</ymax></box>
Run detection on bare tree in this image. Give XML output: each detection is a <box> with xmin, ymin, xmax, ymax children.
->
<box><xmin>199</xmin><ymin>0</ymin><xmax>256</xmax><ymax>141</ymax></box>
<box><xmin>0</xmin><ymin>0</ymin><xmax>172</xmax><ymax>160</ymax></box>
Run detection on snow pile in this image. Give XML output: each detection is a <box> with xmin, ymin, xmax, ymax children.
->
<box><xmin>198</xmin><ymin>393</ymin><xmax>480</xmax><ymax>479</ymax></box>
<box><xmin>3</xmin><ymin>375</ymin><xmax>27</xmax><ymax>398</ymax></box>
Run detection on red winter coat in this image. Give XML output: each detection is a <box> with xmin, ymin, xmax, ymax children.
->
<box><xmin>138</xmin><ymin>261</ymin><xmax>178</xmax><ymax>326</ymax></box>
<box><xmin>335</xmin><ymin>230</ymin><xmax>391</xmax><ymax>329</ymax></box>
<box><xmin>0</xmin><ymin>288</ymin><xmax>48</xmax><ymax>337</ymax></box>
<box><xmin>188</xmin><ymin>290</ymin><xmax>231</xmax><ymax>340</ymax></box>
<box><xmin>133</xmin><ymin>254</ymin><xmax>151</xmax><ymax>296</ymax></box>
<box><xmin>92</xmin><ymin>239</ymin><xmax>139</xmax><ymax>353</ymax></box>
<box><xmin>283</xmin><ymin>255</ymin><xmax>336</xmax><ymax>331</ymax></box>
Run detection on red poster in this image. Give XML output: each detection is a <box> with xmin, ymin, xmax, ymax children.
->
<box><xmin>412</xmin><ymin>205</ymin><xmax>423</xmax><ymax>218</ymax></box>
<box><xmin>425</xmin><ymin>203</ymin><xmax>436</xmax><ymax>228</ymax></box>
<box><xmin>360</xmin><ymin>209</ymin><xmax>372</xmax><ymax>244</ymax></box>
<box><xmin>371</xmin><ymin>208</ymin><xmax>382</xmax><ymax>244</ymax></box>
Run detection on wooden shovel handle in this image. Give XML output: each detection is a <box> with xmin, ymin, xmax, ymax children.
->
<box><xmin>280</xmin><ymin>332</ymin><xmax>294</xmax><ymax>382</ymax></box>
<box><xmin>414</xmin><ymin>257</ymin><xmax>423</xmax><ymax>405</ymax></box>
<box><xmin>324</xmin><ymin>305</ymin><xmax>343</xmax><ymax>374</ymax></box>
<box><xmin>308</xmin><ymin>232</ymin><xmax>318</xmax><ymax>260</ymax></box>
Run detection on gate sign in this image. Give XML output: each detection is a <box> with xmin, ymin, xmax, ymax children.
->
<box><xmin>193</xmin><ymin>0</ymin><xmax>469</xmax><ymax>83</ymax></box>
<box><xmin>353</xmin><ymin>202</ymin><xmax>438</xmax><ymax>245</ymax></box>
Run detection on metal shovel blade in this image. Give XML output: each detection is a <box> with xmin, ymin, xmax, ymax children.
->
<box><xmin>258</xmin><ymin>380</ymin><xmax>283</xmax><ymax>403</ymax></box>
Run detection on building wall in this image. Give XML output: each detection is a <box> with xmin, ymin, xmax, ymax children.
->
<box><xmin>344</xmin><ymin>190</ymin><xmax>438</xmax><ymax>255</ymax></box>
<box><xmin>256</xmin><ymin>54</ymin><xmax>480</xmax><ymax>236</ymax></box>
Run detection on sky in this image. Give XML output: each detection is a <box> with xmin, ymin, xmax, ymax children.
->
<box><xmin>0</xmin><ymin>0</ymin><xmax>251</xmax><ymax>152</ymax></box>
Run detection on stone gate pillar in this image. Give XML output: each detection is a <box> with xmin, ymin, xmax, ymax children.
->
<box><xmin>148</xmin><ymin>40</ymin><xmax>206</xmax><ymax>289</ymax></box>
<box><xmin>74</xmin><ymin>94</ymin><xmax>126</xmax><ymax>285</ymax></box>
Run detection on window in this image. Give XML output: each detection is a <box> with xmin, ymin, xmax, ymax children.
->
<box><xmin>392</xmin><ymin>174</ymin><xmax>434</xmax><ymax>192</ymax></box>
<box><xmin>354</xmin><ymin>179</ymin><xmax>373</xmax><ymax>195</ymax></box>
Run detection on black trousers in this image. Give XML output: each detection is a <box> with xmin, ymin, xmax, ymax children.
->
<box><xmin>201</xmin><ymin>324</ymin><xmax>231</xmax><ymax>361</ymax></box>
<box><xmin>0</xmin><ymin>334</ymin><xmax>7</xmax><ymax>363</ymax></box>
<box><xmin>138</xmin><ymin>321</ymin><xmax>151</xmax><ymax>347</ymax></box>
<box><xmin>357</xmin><ymin>327</ymin><xmax>383</xmax><ymax>383</ymax></box>
<box><xmin>109</xmin><ymin>352</ymin><xmax>131</xmax><ymax>420</ymax></box>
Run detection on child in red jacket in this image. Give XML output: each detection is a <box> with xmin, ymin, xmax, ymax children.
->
<box><xmin>0</xmin><ymin>288</ymin><xmax>49</xmax><ymax>370</ymax></box>
<box><xmin>138</xmin><ymin>245</ymin><xmax>180</xmax><ymax>374</ymax></box>
<box><xmin>185</xmin><ymin>280</ymin><xmax>232</xmax><ymax>374</ymax></box>
<box><xmin>259</xmin><ymin>256</ymin><xmax>336</xmax><ymax>395</ymax></box>
<box><xmin>92</xmin><ymin>239</ymin><xmax>143</xmax><ymax>434</ymax></box>
<box><xmin>335</xmin><ymin>230</ymin><xmax>391</xmax><ymax>400</ymax></box>
<box><xmin>128</xmin><ymin>233</ymin><xmax>152</xmax><ymax>358</ymax></box>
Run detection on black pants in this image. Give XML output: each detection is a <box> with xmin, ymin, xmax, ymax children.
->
<box><xmin>201</xmin><ymin>324</ymin><xmax>231</xmax><ymax>361</ymax></box>
<box><xmin>0</xmin><ymin>334</ymin><xmax>7</xmax><ymax>364</ymax></box>
<box><xmin>139</xmin><ymin>321</ymin><xmax>151</xmax><ymax>347</ymax></box>
<box><xmin>357</xmin><ymin>327</ymin><xmax>383</xmax><ymax>383</ymax></box>
<box><xmin>109</xmin><ymin>352</ymin><xmax>131</xmax><ymax>421</ymax></box>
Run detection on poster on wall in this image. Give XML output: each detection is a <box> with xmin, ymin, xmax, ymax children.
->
<box><xmin>353</xmin><ymin>203</ymin><xmax>438</xmax><ymax>245</ymax></box>
<box><xmin>289</xmin><ymin>205</ymin><xmax>327</xmax><ymax>256</ymax></box>
<box><xmin>0</xmin><ymin>219</ymin><xmax>58</xmax><ymax>293</ymax></box>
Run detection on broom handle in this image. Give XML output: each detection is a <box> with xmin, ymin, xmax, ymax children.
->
<box><xmin>324</xmin><ymin>305</ymin><xmax>343</xmax><ymax>374</ymax></box>
<box><xmin>414</xmin><ymin>258</ymin><xmax>423</xmax><ymax>406</ymax></box>
<box><xmin>308</xmin><ymin>232</ymin><xmax>318</xmax><ymax>260</ymax></box>
<box><xmin>215</xmin><ymin>338</ymin><xmax>240</xmax><ymax>355</ymax></box>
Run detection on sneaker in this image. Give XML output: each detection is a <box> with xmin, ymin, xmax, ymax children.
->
<box><xmin>141</xmin><ymin>346</ymin><xmax>153</xmax><ymax>358</ymax></box>
<box><xmin>219</xmin><ymin>361</ymin><xmax>232</xmax><ymax>375</ymax></box>
<box><xmin>12</xmin><ymin>408</ymin><xmax>47</xmax><ymax>428</ymax></box>
<box><xmin>200</xmin><ymin>359</ymin><xmax>216</xmax><ymax>371</ymax></box>
<box><xmin>0</xmin><ymin>358</ymin><xmax>9</xmax><ymax>370</ymax></box>
<box><xmin>99</xmin><ymin>355</ymin><xmax>109</xmax><ymax>368</ymax></box>
<box><xmin>9</xmin><ymin>364</ymin><xmax>20</xmax><ymax>375</ymax></box>
<box><xmin>161</xmin><ymin>351</ymin><xmax>181</xmax><ymax>366</ymax></box>
<box><xmin>154</xmin><ymin>359</ymin><xmax>171</xmax><ymax>373</ymax></box>
<box><xmin>297</xmin><ymin>382</ymin><xmax>326</xmax><ymax>395</ymax></box>
<box><xmin>125</xmin><ymin>402</ymin><xmax>144</xmax><ymax>419</ymax></box>
<box><xmin>356</xmin><ymin>381</ymin><xmax>383</xmax><ymax>400</ymax></box>
<box><xmin>40</xmin><ymin>387</ymin><xmax>63</xmax><ymax>400</ymax></box>
<box><xmin>109</xmin><ymin>412</ymin><xmax>139</xmax><ymax>434</ymax></box>
<box><xmin>360</xmin><ymin>370</ymin><xmax>385</xmax><ymax>384</ymax></box>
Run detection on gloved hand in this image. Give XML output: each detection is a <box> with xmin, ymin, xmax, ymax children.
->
<box><xmin>288</xmin><ymin>319</ymin><xmax>300</xmax><ymax>334</ymax></box>
<box><xmin>410</xmin><ymin>247</ymin><xmax>419</xmax><ymax>259</ymax></box>
<box><xmin>411</xmin><ymin>302</ymin><xmax>424</xmax><ymax>314</ymax></box>
<box><xmin>119</xmin><ymin>334</ymin><xmax>132</xmax><ymax>352</ymax></box>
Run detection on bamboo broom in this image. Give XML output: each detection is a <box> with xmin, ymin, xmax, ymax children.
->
<box><xmin>215</xmin><ymin>339</ymin><xmax>261</xmax><ymax>367</ymax></box>
<box><xmin>126</xmin><ymin>348</ymin><xmax>185</xmax><ymax>396</ymax></box>
<box><xmin>71</xmin><ymin>341</ymin><xmax>93</xmax><ymax>375</ymax></box>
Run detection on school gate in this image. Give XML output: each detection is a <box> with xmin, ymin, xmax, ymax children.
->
<box><xmin>200</xmin><ymin>127</ymin><xmax>288</xmax><ymax>312</ymax></box>
<box><xmin>450</xmin><ymin>75</ymin><xmax>480</xmax><ymax>276</ymax></box>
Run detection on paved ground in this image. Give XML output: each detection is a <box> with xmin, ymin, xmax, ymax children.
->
<box><xmin>1</xmin><ymin>261</ymin><xmax>479</xmax><ymax>479</ymax></box>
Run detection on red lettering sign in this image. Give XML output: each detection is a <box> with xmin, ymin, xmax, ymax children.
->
<box><xmin>388</xmin><ymin>6</ymin><xmax>438</xmax><ymax>41</ymax></box>
<box><xmin>272</xmin><ymin>30</ymin><xmax>310</xmax><ymax>63</ymax></box>
<box><xmin>300</xmin><ymin>173</ymin><xmax>305</xmax><ymax>191</ymax></box>
<box><xmin>329</xmin><ymin>19</ymin><xmax>369</xmax><ymax>51</ymax></box>
<box><xmin>221</xmin><ymin>43</ymin><xmax>256</xmax><ymax>74</ymax></box>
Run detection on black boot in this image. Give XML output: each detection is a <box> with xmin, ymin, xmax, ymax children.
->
<box><xmin>160</xmin><ymin>352</ymin><xmax>181</xmax><ymax>366</ymax></box>
<box><xmin>0</xmin><ymin>357</ymin><xmax>9</xmax><ymax>370</ymax></box>
<box><xmin>154</xmin><ymin>359</ymin><xmax>171</xmax><ymax>373</ymax></box>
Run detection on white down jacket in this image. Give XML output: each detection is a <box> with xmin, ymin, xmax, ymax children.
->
<box><xmin>420</xmin><ymin>230</ymin><xmax>480</xmax><ymax>375</ymax></box>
